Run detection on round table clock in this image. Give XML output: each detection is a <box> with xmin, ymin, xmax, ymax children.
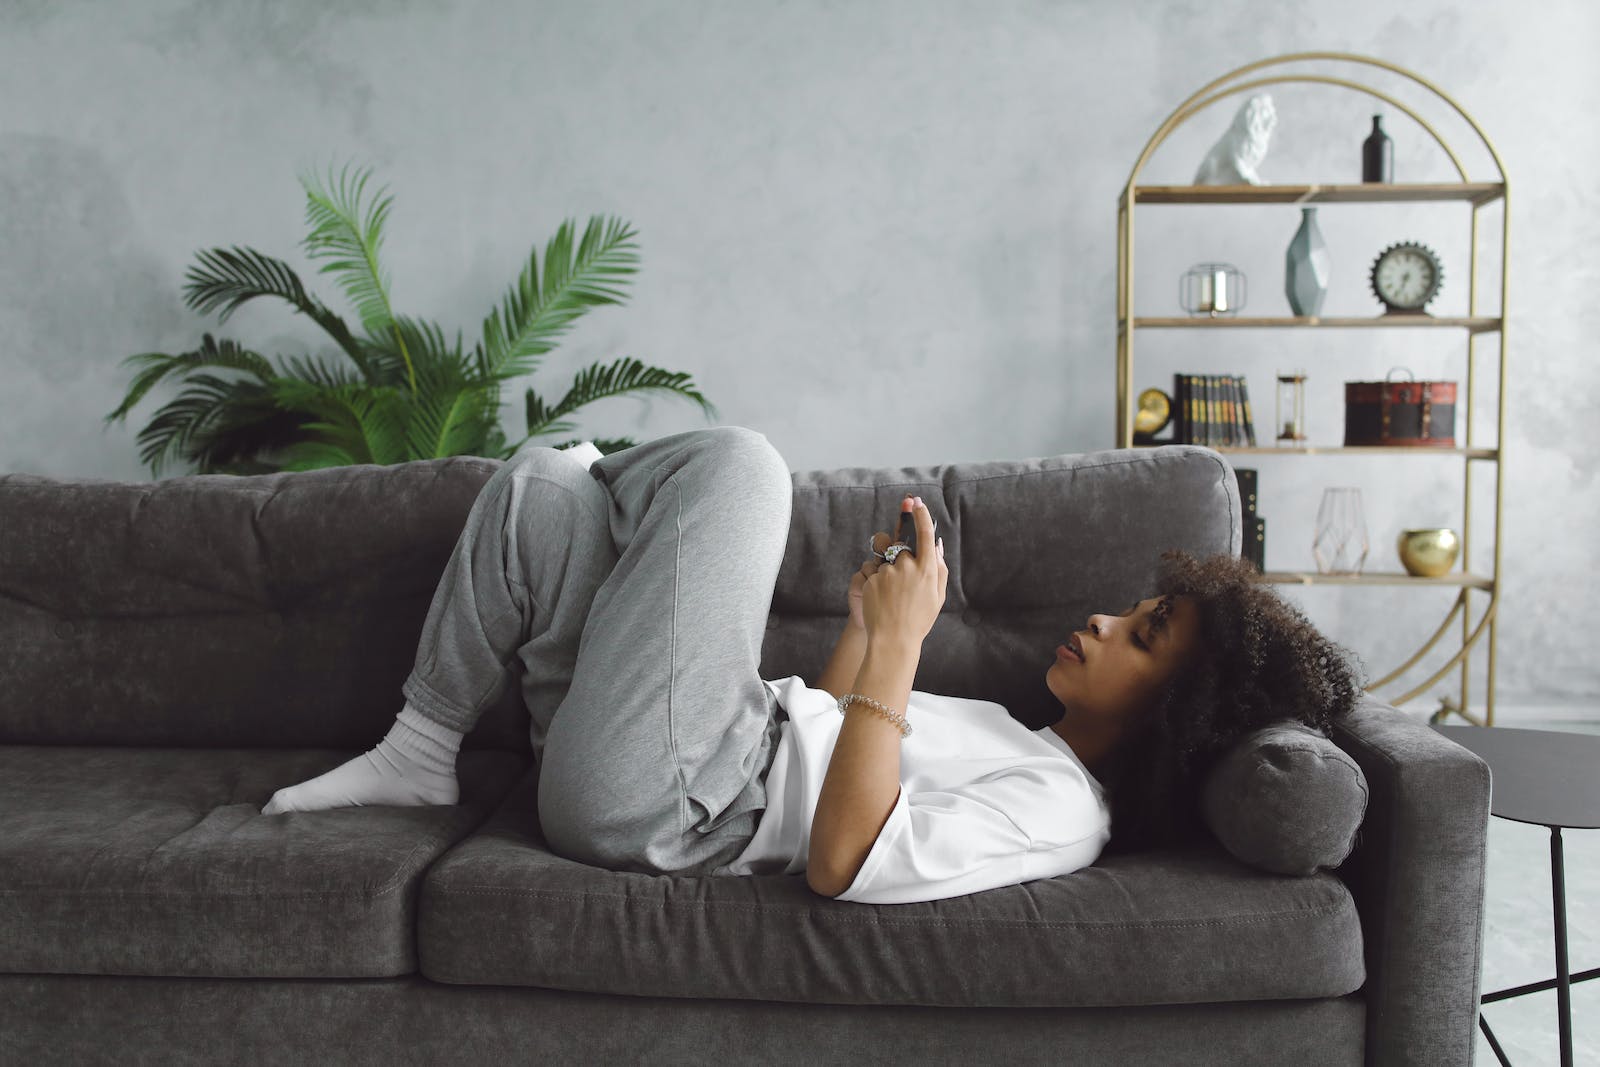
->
<box><xmin>1370</xmin><ymin>241</ymin><xmax>1445</xmax><ymax>314</ymax></box>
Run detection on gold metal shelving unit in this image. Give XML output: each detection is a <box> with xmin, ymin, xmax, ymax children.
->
<box><xmin>1115</xmin><ymin>52</ymin><xmax>1509</xmax><ymax>727</ymax></box>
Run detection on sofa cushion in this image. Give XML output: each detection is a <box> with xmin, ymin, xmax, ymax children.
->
<box><xmin>419</xmin><ymin>767</ymin><xmax>1365</xmax><ymax>1007</ymax></box>
<box><xmin>0</xmin><ymin>746</ymin><xmax>526</xmax><ymax>978</ymax></box>
<box><xmin>0</xmin><ymin>459</ymin><xmax>530</xmax><ymax>755</ymax></box>
<box><xmin>1201</xmin><ymin>721</ymin><xmax>1369</xmax><ymax>876</ymax></box>
<box><xmin>758</xmin><ymin>444</ymin><xmax>1243</xmax><ymax>732</ymax></box>
<box><xmin>0</xmin><ymin>445</ymin><xmax>1237</xmax><ymax>753</ymax></box>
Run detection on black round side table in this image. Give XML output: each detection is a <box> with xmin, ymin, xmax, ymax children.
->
<box><xmin>1433</xmin><ymin>725</ymin><xmax>1600</xmax><ymax>1067</ymax></box>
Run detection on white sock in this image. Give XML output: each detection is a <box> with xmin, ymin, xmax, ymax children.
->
<box><xmin>564</xmin><ymin>440</ymin><xmax>603</xmax><ymax>469</ymax></box>
<box><xmin>261</xmin><ymin>702</ymin><xmax>463</xmax><ymax>814</ymax></box>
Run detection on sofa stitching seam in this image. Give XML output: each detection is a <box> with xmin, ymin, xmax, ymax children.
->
<box><xmin>418</xmin><ymin>891</ymin><xmax>1352</xmax><ymax>927</ymax></box>
<box><xmin>788</xmin><ymin>447</ymin><xmax>1220</xmax><ymax>494</ymax></box>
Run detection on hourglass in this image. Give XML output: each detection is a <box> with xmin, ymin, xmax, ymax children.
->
<box><xmin>1276</xmin><ymin>372</ymin><xmax>1307</xmax><ymax>445</ymax></box>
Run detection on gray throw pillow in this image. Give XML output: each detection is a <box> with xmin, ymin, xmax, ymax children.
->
<box><xmin>1200</xmin><ymin>720</ymin><xmax>1368</xmax><ymax>876</ymax></box>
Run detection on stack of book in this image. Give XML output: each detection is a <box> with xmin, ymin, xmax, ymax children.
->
<box><xmin>1234</xmin><ymin>467</ymin><xmax>1266</xmax><ymax>572</ymax></box>
<box><xmin>1172</xmin><ymin>373</ymin><xmax>1256</xmax><ymax>447</ymax></box>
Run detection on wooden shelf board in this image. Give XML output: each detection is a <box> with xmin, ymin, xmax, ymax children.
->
<box><xmin>1263</xmin><ymin>570</ymin><xmax>1494</xmax><ymax>590</ymax></box>
<box><xmin>1129</xmin><ymin>315</ymin><xmax>1501</xmax><ymax>333</ymax></box>
<box><xmin>1260</xmin><ymin>566</ymin><xmax>1497</xmax><ymax>591</ymax></box>
<box><xmin>1131</xmin><ymin>182</ymin><xmax>1505</xmax><ymax>206</ymax></box>
<box><xmin>1215</xmin><ymin>446</ymin><xmax>1498</xmax><ymax>459</ymax></box>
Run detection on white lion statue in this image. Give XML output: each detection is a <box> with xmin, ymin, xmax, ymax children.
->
<box><xmin>1193</xmin><ymin>93</ymin><xmax>1277</xmax><ymax>185</ymax></box>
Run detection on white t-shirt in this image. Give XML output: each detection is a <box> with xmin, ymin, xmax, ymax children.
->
<box><xmin>713</xmin><ymin>675</ymin><xmax>1112</xmax><ymax>904</ymax></box>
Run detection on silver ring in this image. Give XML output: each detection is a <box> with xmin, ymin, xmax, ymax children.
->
<box><xmin>882</xmin><ymin>543</ymin><xmax>911</xmax><ymax>564</ymax></box>
<box><xmin>868</xmin><ymin>536</ymin><xmax>888</xmax><ymax>561</ymax></box>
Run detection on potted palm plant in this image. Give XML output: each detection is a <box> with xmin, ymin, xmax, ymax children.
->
<box><xmin>104</xmin><ymin>161</ymin><xmax>717</xmax><ymax>476</ymax></box>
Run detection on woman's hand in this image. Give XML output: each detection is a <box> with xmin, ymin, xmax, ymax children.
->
<box><xmin>847</xmin><ymin>498</ymin><xmax>912</xmax><ymax>630</ymax></box>
<box><xmin>859</xmin><ymin>496</ymin><xmax>946</xmax><ymax>648</ymax></box>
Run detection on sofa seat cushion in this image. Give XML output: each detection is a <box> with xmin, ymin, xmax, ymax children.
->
<box><xmin>0</xmin><ymin>746</ymin><xmax>527</xmax><ymax>978</ymax></box>
<box><xmin>420</xmin><ymin>768</ymin><xmax>1365</xmax><ymax>1007</ymax></box>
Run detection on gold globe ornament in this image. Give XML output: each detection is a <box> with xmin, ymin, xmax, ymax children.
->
<box><xmin>1134</xmin><ymin>388</ymin><xmax>1172</xmax><ymax>435</ymax></box>
<box><xmin>1132</xmin><ymin>388</ymin><xmax>1174</xmax><ymax>445</ymax></box>
<box><xmin>1397</xmin><ymin>528</ymin><xmax>1460</xmax><ymax>577</ymax></box>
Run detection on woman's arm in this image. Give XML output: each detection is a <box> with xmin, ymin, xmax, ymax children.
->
<box><xmin>807</xmin><ymin>497</ymin><xmax>945</xmax><ymax>898</ymax></box>
<box><xmin>813</xmin><ymin>620</ymin><xmax>869</xmax><ymax>700</ymax></box>
<box><xmin>807</xmin><ymin>633</ymin><xmax>919</xmax><ymax>896</ymax></box>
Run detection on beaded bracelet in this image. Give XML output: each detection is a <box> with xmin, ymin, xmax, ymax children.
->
<box><xmin>836</xmin><ymin>693</ymin><xmax>913</xmax><ymax>738</ymax></box>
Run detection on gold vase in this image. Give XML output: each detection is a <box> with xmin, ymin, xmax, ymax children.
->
<box><xmin>1397</xmin><ymin>528</ymin><xmax>1460</xmax><ymax>577</ymax></box>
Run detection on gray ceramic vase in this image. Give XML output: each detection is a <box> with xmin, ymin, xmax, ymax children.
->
<box><xmin>1285</xmin><ymin>206</ymin><xmax>1330</xmax><ymax>316</ymax></box>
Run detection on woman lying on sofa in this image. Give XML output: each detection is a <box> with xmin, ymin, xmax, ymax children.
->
<box><xmin>262</xmin><ymin>427</ymin><xmax>1361</xmax><ymax>904</ymax></box>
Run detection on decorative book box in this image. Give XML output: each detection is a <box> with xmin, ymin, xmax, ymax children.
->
<box><xmin>1344</xmin><ymin>378</ymin><xmax>1457</xmax><ymax>447</ymax></box>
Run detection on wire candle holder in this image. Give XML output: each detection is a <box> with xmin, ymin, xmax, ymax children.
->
<box><xmin>1180</xmin><ymin>263</ymin><xmax>1247</xmax><ymax>316</ymax></box>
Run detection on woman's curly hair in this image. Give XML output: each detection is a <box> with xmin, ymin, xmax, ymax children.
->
<box><xmin>1096</xmin><ymin>550</ymin><xmax>1366</xmax><ymax>856</ymax></box>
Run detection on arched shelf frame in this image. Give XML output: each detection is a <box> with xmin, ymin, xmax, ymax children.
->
<box><xmin>1121</xmin><ymin>51</ymin><xmax>1510</xmax><ymax>191</ymax></box>
<box><xmin>1114</xmin><ymin>52</ymin><xmax>1510</xmax><ymax>725</ymax></box>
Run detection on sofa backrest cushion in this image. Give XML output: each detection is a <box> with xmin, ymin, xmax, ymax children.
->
<box><xmin>0</xmin><ymin>442</ymin><xmax>1241</xmax><ymax>753</ymax></box>
<box><xmin>0</xmin><ymin>458</ymin><xmax>531</xmax><ymax>752</ymax></box>
<box><xmin>1201</xmin><ymin>719</ymin><xmax>1369</xmax><ymax>875</ymax></box>
<box><xmin>761</xmin><ymin>444</ymin><xmax>1243</xmax><ymax>730</ymax></box>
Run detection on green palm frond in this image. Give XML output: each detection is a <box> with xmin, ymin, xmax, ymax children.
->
<box><xmin>411</xmin><ymin>382</ymin><xmax>497</xmax><ymax>461</ymax></box>
<box><xmin>299</xmin><ymin>162</ymin><xmax>397</xmax><ymax>337</ymax></box>
<box><xmin>389</xmin><ymin>315</ymin><xmax>462</xmax><ymax>367</ymax></box>
<box><xmin>185</xmin><ymin>381</ymin><xmax>314</xmax><ymax>474</ymax></box>
<box><xmin>385</xmin><ymin>316</ymin><xmax>495</xmax><ymax>457</ymax></box>
<box><xmin>545</xmin><ymin>356</ymin><xmax>716</xmax><ymax>429</ymax></box>
<box><xmin>272</xmin><ymin>439</ymin><xmax>364</xmax><ymax>471</ymax></box>
<box><xmin>482</xmin><ymin>428</ymin><xmax>508</xmax><ymax>457</ymax></box>
<box><xmin>403</xmin><ymin>347</ymin><xmax>497</xmax><ymax>460</ymax></box>
<box><xmin>390</xmin><ymin>314</ymin><xmax>506</xmax><ymax>457</ymax></box>
<box><xmin>476</xmin><ymin>216</ymin><xmax>639</xmax><ymax>384</ymax></box>
<box><xmin>519</xmin><ymin>386</ymin><xmax>578</xmax><ymax>443</ymax></box>
<box><xmin>183</xmin><ymin>246</ymin><xmax>373</xmax><ymax>378</ymax></box>
<box><xmin>354</xmin><ymin>313</ymin><xmax>455</xmax><ymax>398</ymax></box>
<box><xmin>298</xmin><ymin>161</ymin><xmax>416</xmax><ymax>392</ymax></box>
<box><xmin>127</xmin><ymin>371</ymin><xmax>264</xmax><ymax>479</ymax></box>
<box><xmin>274</xmin><ymin>352</ymin><xmax>365</xmax><ymax>391</ymax></box>
<box><xmin>268</xmin><ymin>379</ymin><xmax>411</xmax><ymax>469</ymax></box>
<box><xmin>103</xmin><ymin>334</ymin><xmax>275</xmax><ymax>427</ymax></box>
<box><xmin>510</xmin><ymin>356</ymin><xmax>717</xmax><ymax>451</ymax></box>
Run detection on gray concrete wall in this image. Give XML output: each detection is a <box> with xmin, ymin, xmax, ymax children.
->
<box><xmin>2</xmin><ymin>0</ymin><xmax>1594</xmax><ymax>716</ymax></box>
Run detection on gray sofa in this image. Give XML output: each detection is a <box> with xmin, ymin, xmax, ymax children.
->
<box><xmin>0</xmin><ymin>441</ymin><xmax>1489</xmax><ymax>1065</ymax></box>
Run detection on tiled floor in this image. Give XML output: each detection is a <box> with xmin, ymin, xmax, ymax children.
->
<box><xmin>1463</xmin><ymin>719</ymin><xmax>1599</xmax><ymax>1066</ymax></box>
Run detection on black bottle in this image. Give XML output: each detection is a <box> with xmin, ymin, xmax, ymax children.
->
<box><xmin>1362</xmin><ymin>114</ymin><xmax>1393</xmax><ymax>183</ymax></box>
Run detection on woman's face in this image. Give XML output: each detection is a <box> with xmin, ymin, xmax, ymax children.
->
<box><xmin>1045</xmin><ymin>594</ymin><xmax>1202</xmax><ymax>724</ymax></box>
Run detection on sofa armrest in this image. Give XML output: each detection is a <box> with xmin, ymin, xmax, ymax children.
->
<box><xmin>1330</xmin><ymin>695</ymin><xmax>1491</xmax><ymax>1067</ymax></box>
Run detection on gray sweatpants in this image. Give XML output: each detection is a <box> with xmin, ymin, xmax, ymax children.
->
<box><xmin>400</xmin><ymin>426</ymin><xmax>792</xmax><ymax>877</ymax></box>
